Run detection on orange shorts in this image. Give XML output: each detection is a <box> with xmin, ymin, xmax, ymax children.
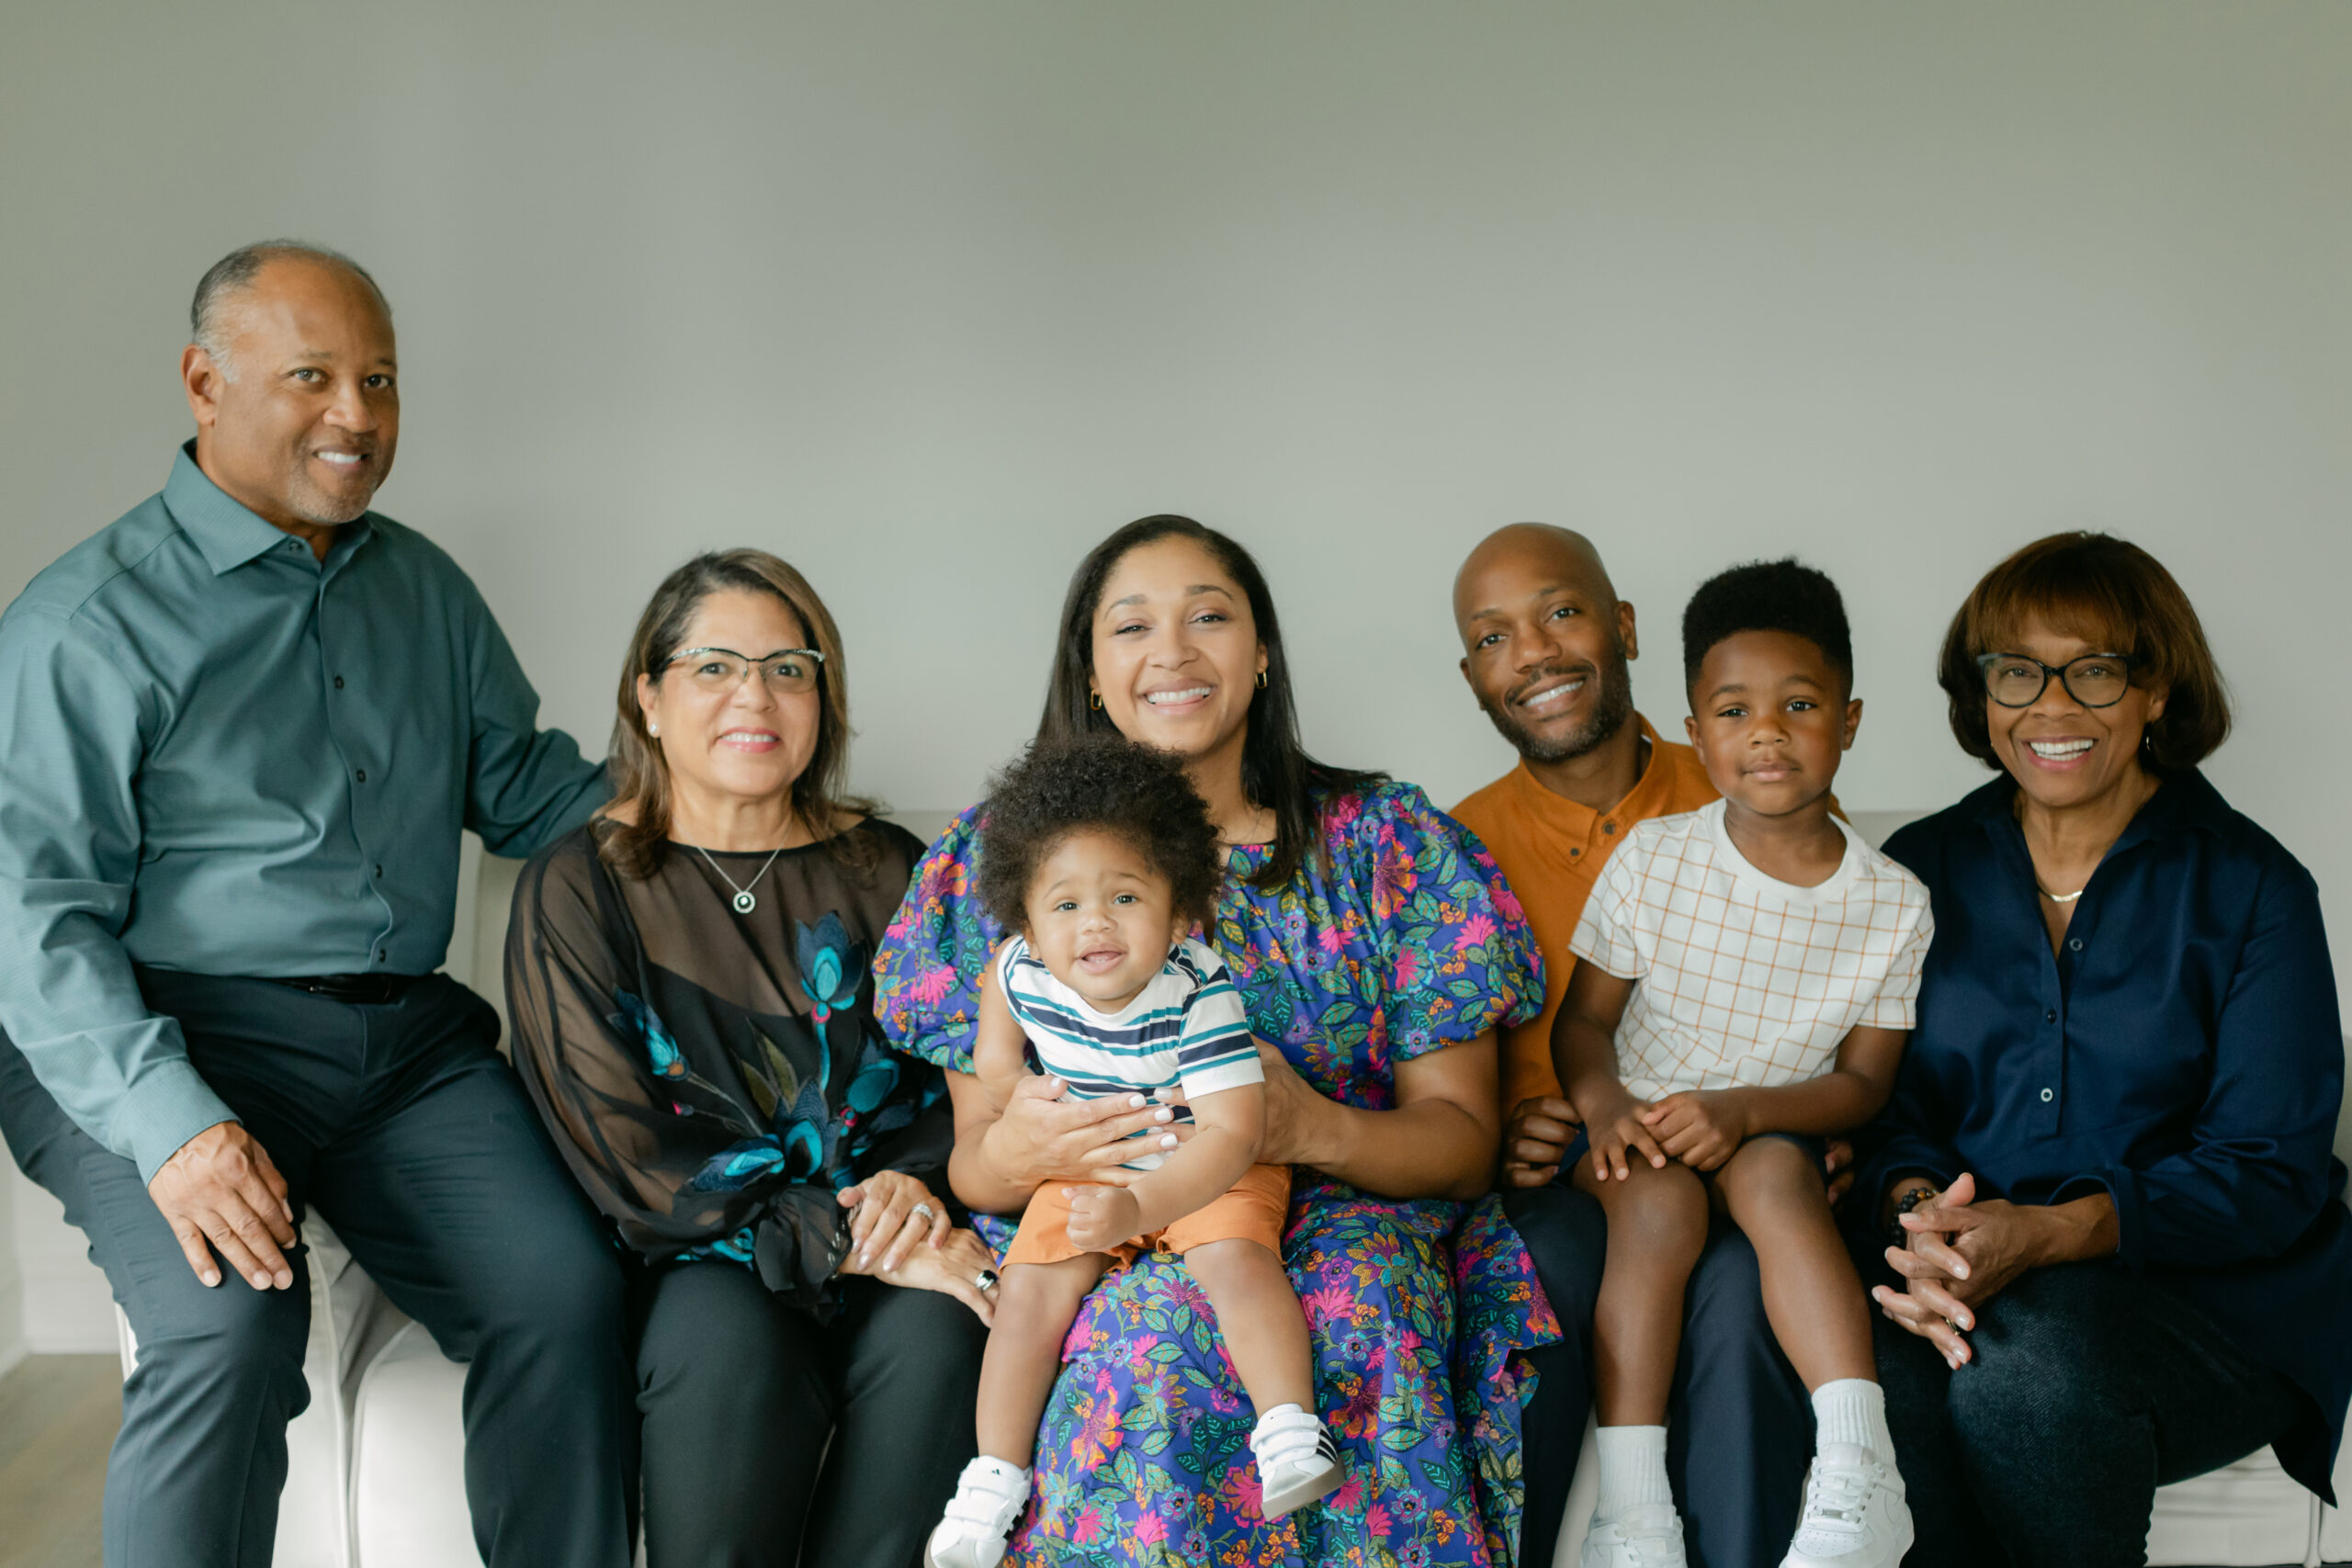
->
<box><xmin>1002</xmin><ymin>1162</ymin><xmax>1293</xmax><ymax>1267</ymax></box>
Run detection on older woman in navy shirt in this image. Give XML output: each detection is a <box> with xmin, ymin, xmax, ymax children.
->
<box><xmin>1857</xmin><ymin>532</ymin><xmax>2349</xmax><ymax>1568</ymax></box>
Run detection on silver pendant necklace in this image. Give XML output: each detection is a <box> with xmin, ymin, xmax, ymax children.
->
<box><xmin>694</xmin><ymin>844</ymin><xmax>785</xmax><ymax>915</ymax></box>
<box><xmin>2038</xmin><ymin>884</ymin><xmax>2086</xmax><ymax>905</ymax></box>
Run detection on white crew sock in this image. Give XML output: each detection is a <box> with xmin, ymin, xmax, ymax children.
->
<box><xmin>1811</xmin><ymin>1378</ymin><xmax>1894</xmax><ymax>1461</ymax></box>
<box><xmin>1595</xmin><ymin>1424</ymin><xmax>1673</xmax><ymax>1520</ymax></box>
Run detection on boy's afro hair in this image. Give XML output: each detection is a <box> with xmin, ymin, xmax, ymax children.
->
<box><xmin>978</xmin><ymin>734</ymin><xmax>1225</xmax><ymax>933</ymax></box>
<box><xmin>1681</xmin><ymin>558</ymin><xmax>1854</xmax><ymax>695</ymax></box>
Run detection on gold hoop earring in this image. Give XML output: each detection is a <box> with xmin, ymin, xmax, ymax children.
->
<box><xmin>1089</xmin><ymin>691</ymin><xmax>1102</xmax><ymax>711</ymax></box>
<box><xmin>1255</xmin><ymin>670</ymin><xmax>1268</xmax><ymax>690</ymax></box>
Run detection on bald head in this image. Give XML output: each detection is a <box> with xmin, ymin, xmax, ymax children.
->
<box><xmin>1453</xmin><ymin>522</ymin><xmax>1638</xmax><ymax>767</ymax></box>
<box><xmin>1452</xmin><ymin>523</ymin><xmax>1619</xmax><ymax>637</ymax></box>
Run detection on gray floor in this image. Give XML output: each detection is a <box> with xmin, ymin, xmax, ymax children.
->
<box><xmin>0</xmin><ymin>1354</ymin><xmax>114</xmax><ymax>1568</ymax></box>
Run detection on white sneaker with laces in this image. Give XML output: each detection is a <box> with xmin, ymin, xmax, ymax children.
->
<box><xmin>1580</xmin><ymin>1502</ymin><xmax>1688</xmax><ymax>1568</ymax></box>
<box><xmin>925</xmin><ymin>1457</ymin><xmax>1030</xmax><ymax>1568</ymax></box>
<box><xmin>1780</xmin><ymin>1442</ymin><xmax>1912</xmax><ymax>1568</ymax></box>
<box><xmin>1249</xmin><ymin>1403</ymin><xmax>1343</xmax><ymax>1518</ymax></box>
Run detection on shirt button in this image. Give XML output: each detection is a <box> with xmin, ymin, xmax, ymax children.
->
<box><xmin>2044</xmin><ymin>1009</ymin><xmax>2057</xmax><ymax>1024</ymax></box>
<box><xmin>2041</xmin><ymin>1088</ymin><xmax>2054</xmax><ymax>1103</ymax></box>
<box><xmin>355</xmin><ymin>769</ymin><xmax>368</xmax><ymax>783</ymax></box>
<box><xmin>1569</xmin><ymin>848</ymin><xmax>1581</xmax><ymax>858</ymax></box>
<box><xmin>374</xmin><ymin>864</ymin><xmax>384</xmax><ymax>878</ymax></box>
<box><xmin>334</xmin><ymin>675</ymin><xmax>345</xmax><ymax>690</ymax></box>
<box><xmin>1603</xmin><ymin>821</ymin><xmax>1617</xmax><ymax>835</ymax></box>
<box><xmin>377</xmin><ymin>949</ymin><xmax>388</xmax><ymax>963</ymax></box>
<box><xmin>2067</xmin><ymin>937</ymin><xmax>2083</xmax><ymax>952</ymax></box>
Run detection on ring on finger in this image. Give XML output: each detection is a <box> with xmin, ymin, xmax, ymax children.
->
<box><xmin>910</xmin><ymin>1202</ymin><xmax>937</xmax><ymax>1223</ymax></box>
<box><xmin>974</xmin><ymin>1268</ymin><xmax>999</xmax><ymax>1292</ymax></box>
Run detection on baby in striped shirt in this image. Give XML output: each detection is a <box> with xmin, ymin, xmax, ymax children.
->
<box><xmin>927</xmin><ymin>737</ymin><xmax>1340</xmax><ymax>1568</ymax></box>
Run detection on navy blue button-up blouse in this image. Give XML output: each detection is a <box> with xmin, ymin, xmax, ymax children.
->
<box><xmin>1863</xmin><ymin>769</ymin><xmax>2350</xmax><ymax>1495</ymax></box>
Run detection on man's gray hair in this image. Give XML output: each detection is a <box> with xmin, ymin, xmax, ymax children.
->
<box><xmin>189</xmin><ymin>241</ymin><xmax>391</xmax><ymax>380</ymax></box>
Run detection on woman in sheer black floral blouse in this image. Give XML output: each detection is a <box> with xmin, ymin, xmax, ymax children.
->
<box><xmin>507</xmin><ymin>548</ymin><xmax>993</xmax><ymax>1568</ymax></box>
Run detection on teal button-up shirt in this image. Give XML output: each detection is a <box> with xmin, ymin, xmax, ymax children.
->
<box><xmin>0</xmin><ymin>446</ymin><xmax>607</xmax><ymax>1179</ymax></box>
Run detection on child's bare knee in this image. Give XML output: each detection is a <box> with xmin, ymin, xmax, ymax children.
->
<box><xmin>1604</xmin><ymin>1164</ymin><xmax>1710</xmax><ymax>1257</ymax></box>
<box><xmin>1717</xmin><ymin>1138</ymin><xmax>1830</xmax><ymax>1217</ymax></box>
<box><xmin>1182</xmin><ymin>1236</ymin><xmax>1280</xmax><ymax>1287</ymax></box>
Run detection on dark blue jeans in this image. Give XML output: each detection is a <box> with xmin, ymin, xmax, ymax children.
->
<box><xmin>1868</xmin><ymin>1254</ymin><xmax>2303</xmax><ymax>1568</ymax></box>
<box><xmin>0</xmin><ymin>971</ymin><xmax>632</xmax><ymax>1568</ymax></box>
<box><xmin>1506</xmin><ymin>1176</ymin><xmax>1815</xmax><ymax>1568</ymax></box>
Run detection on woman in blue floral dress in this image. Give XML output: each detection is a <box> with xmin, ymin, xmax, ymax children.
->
<box><xmin>873</xmin><ymin>516</ymin><xmax>1560</xmax><ymax>1567</ymax></box>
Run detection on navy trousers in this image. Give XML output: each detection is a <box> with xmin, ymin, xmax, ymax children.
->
<box><xmin>0</xmin><ymin>970</ymin><xmax>632</xmax><ymax>1568</ymax></box>
<box><xmin>1507</xmin><ymin>1179</ymin><xmax>1815</xmax><ymax>1568</ymax></box>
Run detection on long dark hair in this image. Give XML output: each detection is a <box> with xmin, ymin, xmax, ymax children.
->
<box><xmin>1036</xmin><ymin>515</ymin><xmax>1385</xmax><ymax>890</ymax></box>
<box><xmin>602</xmin><ymin>549</ymin><xmax>874</xmax><ymax>879</ymax></box>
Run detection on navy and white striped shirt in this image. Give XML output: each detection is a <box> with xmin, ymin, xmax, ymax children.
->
<box><xmin>997</xmin><ymin>935</ymin><xmax>1257</xmax><ymax>1170</ymax></box>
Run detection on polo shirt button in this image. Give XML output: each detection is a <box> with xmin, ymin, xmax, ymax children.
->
<box><xmin>2067</xmin><ymin>937</ymin><xmax>2083</xmax><ymax>952</ymax></box>
<box><xmin>2041</xmin><ymin>1088</ymin><xmax>2054</xmax><ymax>1102</ymax></box>
<box><xmin>355</xmin><ymin>769</ymin><xmax>368</xmax><ymax>783</ymax></box>
<box><xmin>377</xmin><ymin>949</ymin><xmax>388</xmax><ymax>963</ymax></box>
<box><xmin>374</xmin><ymin>864</ymin><xmax>384</xmax><ymax>878</ymax></box>
<box><xmin>334</xmin><ymin>675</ymin><xmax>345</xmax><ymax>690</ymax></box>
<box><xmin>2044</xmin><ymin>1009</ymin><xmax>2057</xmax><ymax>1023</ymax></box>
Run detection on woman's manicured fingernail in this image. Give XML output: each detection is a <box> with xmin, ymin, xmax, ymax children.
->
<box><xmin>1154</xmin><ymin>1109</ymin><xmax>1173</xmax><ymax>1122</ymax></box>
<box><xmin>202</xmin><ymin>1271</ymin><xmax>220</xmax><ymax>1287</ymax></box>
<box><xmin>1160</xmin><ymin>1134</ymin><xmax>1178</xmax><ymax>1148</ymax></box>
<box><xmin>1128</xmin><ymin>1095</ymin><xmax>1147</xmax><ymax>1109</ymax></box>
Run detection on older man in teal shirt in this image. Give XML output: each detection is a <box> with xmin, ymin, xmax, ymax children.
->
<box><xmin>0</xmin><ymin>243</ymin><xmax>629</xmax><ymax>1567</ymax></box>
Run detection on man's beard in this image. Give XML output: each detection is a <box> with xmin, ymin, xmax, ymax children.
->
<box><xmin>1478</xmin><ymin>652</ymin><xmax>1634</xmax><ymax>764</ymax></box>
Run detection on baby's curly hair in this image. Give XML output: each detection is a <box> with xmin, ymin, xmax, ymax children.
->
<box><xmin>978</xmin><ymin>735</ymin><xmax>1225</xmax><ymax>935</ymax></box>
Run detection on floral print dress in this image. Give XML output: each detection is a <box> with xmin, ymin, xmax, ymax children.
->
<box><xmin>873</xmin><ymin>782</ymin><xmax>1559</xmax><ymax>1567</ymax></box>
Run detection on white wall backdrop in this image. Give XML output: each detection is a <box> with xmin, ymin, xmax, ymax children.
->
<box><xmin>4</xmin><ymin>2</ymin><xmax>2348</xmax><ymax>1350</ymax></box>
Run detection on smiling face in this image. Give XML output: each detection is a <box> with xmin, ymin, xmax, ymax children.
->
<box><xmin>1087</xmin><ymin>536</ymin><xmax>1267</xmax><ymax>764</ymax></box>
<box><xmin>1984</xmin><ymin>614</ymin><xmax>2165</xmax><ymax>813</ymax></box>
<box><xmin>1021</xmin><ymin>829</ymin><xmax>1182</xmax><ymax>1011</ymax></box>
<box><xmin>636</xmin><ymin>588</ymin><xmax>821</xmax><ymax>824</ymax></box>
<box><xmin>184</xmin><ymin>256</ymin><xmax>398</xmax><ymax>528</ymax></box>
<box><xmin>1455</xmin><ymin>525</ymin><xmax>1637</xmax><ymax>763</ymax></box>
<box><xmin>1685</xmin><ymin>630</ymin><xmax>1861</xmax><ymax>819</ymax></box>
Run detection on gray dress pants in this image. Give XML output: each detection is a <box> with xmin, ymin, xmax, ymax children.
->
<box><xmin>0</xmin><ymin>970</ymin><xmax>633</xmax><ymax>1568</ymax></box>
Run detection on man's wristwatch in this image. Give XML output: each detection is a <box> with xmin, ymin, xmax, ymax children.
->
<box><xmin>1887</xmin><ymin>1183</ymin><xmax>1942</xmax><ymax>1244</ymax></box>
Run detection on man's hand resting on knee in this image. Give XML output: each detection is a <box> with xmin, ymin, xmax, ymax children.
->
<box><xmin>148</xmin><ymin>1122</ymin><xmax>297</xmax><ymax>1290</ymax></box>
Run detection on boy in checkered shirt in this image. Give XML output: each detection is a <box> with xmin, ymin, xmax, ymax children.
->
<box><xmin>1551</xmin><ymin>560</ymin><xmax>1932</xmax><ymax>1568</ymax></box>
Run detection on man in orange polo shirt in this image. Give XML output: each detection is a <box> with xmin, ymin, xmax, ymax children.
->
<box><xmin>1451</xmin><ymin>524</ymin><xmax>1812</xmax><ymax>1568</ymax></box>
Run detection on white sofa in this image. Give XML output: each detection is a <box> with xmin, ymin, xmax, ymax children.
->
<box><xmin>118</xmin><ymin>826</ymin><xmax>2352</xmax><ymax>1567</ymax></box>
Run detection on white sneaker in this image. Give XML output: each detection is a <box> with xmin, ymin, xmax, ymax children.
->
<box><xmin>1780</xmin><ymin>1443</ymin><xmax>1913</xmax><ymax>1568</ymax></box>
<box><xmin>1580</xmin><ymin>1503</ymin><xmax>1688</xmax><ymax>1568</ymax></box>
<box><xmin>1249</xmin><ymin>1404</ymin><xmax>1343</xmax><ymax>1518</ymax></box>
<box><xmin>925</xmin><ymin>1457</ymin><xmax>1030</xmax><ymax>1568</ymax></box>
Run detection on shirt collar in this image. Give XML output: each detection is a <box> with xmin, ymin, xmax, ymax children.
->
<box><xmin>1963</xmin><ymin>764</ymin><xmax>2227</xmax><ymax>851</ymax></box>
<box><xmin>162</xmin><ymin>441</ymin><xmax>375</xmax><ymax>575</ymax></box>
<box><xmin>1508</xmin><ymin>712</ymin><xmax>1669</xmax><ymax>818</ymax></box>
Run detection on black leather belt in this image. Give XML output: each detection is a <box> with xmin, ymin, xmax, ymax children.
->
<box><xmin>254</xmin><ymin>972</ymin><xmax>430</xmax><ymax>1005</ymax></box>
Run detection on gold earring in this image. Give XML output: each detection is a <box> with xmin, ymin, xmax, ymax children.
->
<box><xmin>1089</xmin><ymin>691</ymin><xmax>1102</xmax><ymax>711</ymax></box>
<box><xmin>1255</xmin><ymin>670</ymin><xmax>1268</xmax><ymax>690</ymax></box>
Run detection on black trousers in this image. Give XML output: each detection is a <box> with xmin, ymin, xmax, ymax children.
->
<box><xmin>0</xmin><ymin>971</ymin><xmax>632</xmax><ymax>1568</ymax></box>
<box><xmin>1507</xmin><ymin>1179</ymin><xmax>1815</xmax><ymax>1568</ymax></box>
<box><xmin>1868</xmin><ymin>1255</ymin><xmax>2303</xmax><ymax>1568</ymax></box>
<box><xmin>630</xmin><ymin>1258</ymin><xmax>986</xmax><ymax>1568</ymax></box>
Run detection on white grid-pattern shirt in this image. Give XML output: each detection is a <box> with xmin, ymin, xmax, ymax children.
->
<box><xmin>1569</xmin><ymin>799</ymin><xmax>1934</xmax><ymax>1100</ymax></box>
